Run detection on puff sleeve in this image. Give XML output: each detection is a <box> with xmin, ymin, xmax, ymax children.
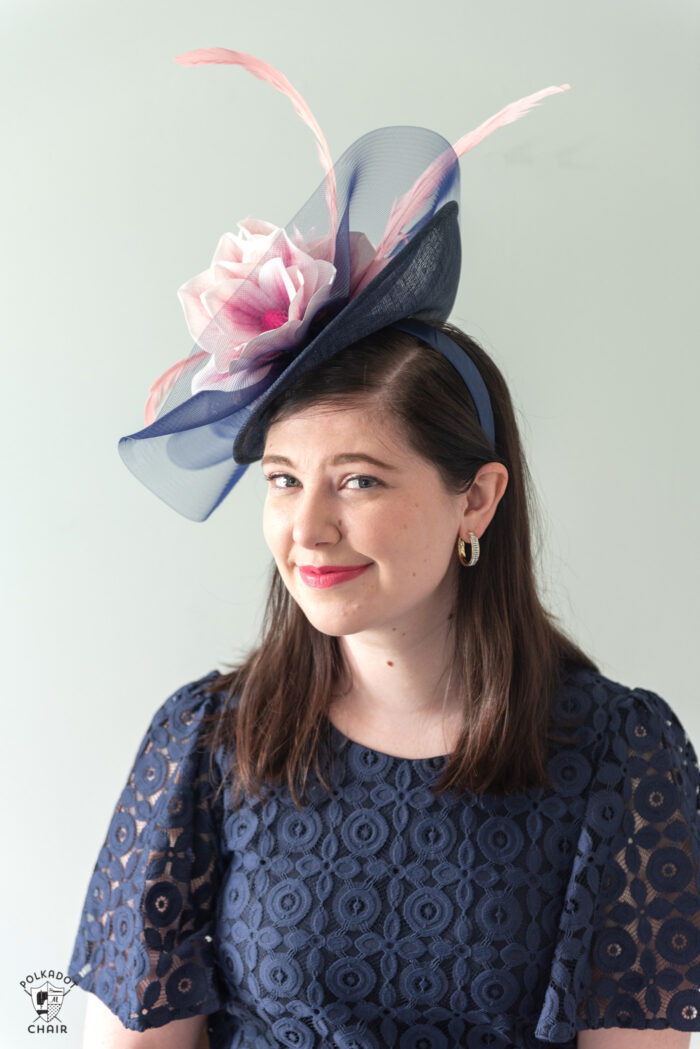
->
<box><xmin>575</xmin><ymin>687</ymin><xmax>700</xmax><ymax>1032</ymax></box>
<box><xmin>537</xmin><ymin>685</ymin><xmax>700</xmax><ymax>1042</ymax></box>
<box><xmin>66</xmin><ymin>671</ymin><xmax>229</xmax><ymax>1031</ymax></box>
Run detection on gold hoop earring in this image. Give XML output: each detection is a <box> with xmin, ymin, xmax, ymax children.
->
<box><xmin>457</xmin><ymin>531</ymin><xmax>480</xmax><ymax>567</ymax></box>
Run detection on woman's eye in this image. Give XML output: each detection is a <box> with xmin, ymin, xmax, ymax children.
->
<box><xmin>266</xmin><ymin>473</ymin><xmax>298</xmax><ymax>488</ymax></box>
<box><xmin>265</xmin><ymin>473</ymin><xmax>379</xmax><ymax>490</ymax></box>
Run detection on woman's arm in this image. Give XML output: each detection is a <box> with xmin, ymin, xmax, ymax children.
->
<box><xmin>578</xmin><ymin>1030</ymin><xmax>690</xmax><ymax>1048</ymax></box>
<box><xmin>81</xmin><ymin>994</ymin><xmax>209</xmax><ymax>1049</ymax></box>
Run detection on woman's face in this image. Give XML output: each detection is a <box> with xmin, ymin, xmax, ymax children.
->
<box><xmin>261</xmin><ymin>400</ymin><xmax>469</xmax><ymax>639</ymax></box>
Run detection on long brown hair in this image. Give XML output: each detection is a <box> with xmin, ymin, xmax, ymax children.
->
<box><xmin>199</xmin><ymin>321</ymin><xmax>598</xmax><ymax>806</ymax></box>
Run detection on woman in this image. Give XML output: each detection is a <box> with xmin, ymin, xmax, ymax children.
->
<box><xmin>67</xmin><ymin>48</ymin><xmax>700</xmax><ymax>1049</ymax></box>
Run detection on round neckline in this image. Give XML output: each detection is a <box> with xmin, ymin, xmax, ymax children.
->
<box><xmin>328</xmin><ymin>719</ymin><xmax>451</xmax><ymax>765</ymax></box>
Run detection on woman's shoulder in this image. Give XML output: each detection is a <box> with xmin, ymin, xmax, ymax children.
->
<box><xmin>553</xmin><ymin>662</ymin><xmax>695</xmax><ymax>767</ymax></box>
<box><xmin>144</xmin><ymin>667</ymin><xmax>235</xmax><ymax>739</ymax></box>
<box><xmin>127</xmin><ymin>668</ymin><xmax>238</xmax><ymax>796</ymax></box>
<box><xmin>556</xmin><ymin>660</ymin><xmax>635</xmax><ymax>707</ymax></box>
<box><xmin>551</xmin><ymin>662</ymin><xmax>634</xmax><ymax>737</ymax></box>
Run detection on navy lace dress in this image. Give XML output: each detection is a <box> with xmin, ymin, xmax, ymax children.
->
<box><xmin>66</xmin><ymin>665</ymin><xmax>700</xmax><ymax>1047</ymax></box>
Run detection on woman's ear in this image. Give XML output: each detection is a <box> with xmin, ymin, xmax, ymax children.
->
<box><xmin>461</xmin><ymin>463</ymin><xmax>509</xmax><ymax>536</ymax></box>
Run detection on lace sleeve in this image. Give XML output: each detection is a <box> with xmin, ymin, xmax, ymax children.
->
<box><xmin>576</xmin><ymin>687</ymin><xmax>700</xmax><ymax>1033</ymax></box>
<box><xmin>66</xmin><ymin>671</ymin><xmax>229</xmax><ymax>1031</ymax></box>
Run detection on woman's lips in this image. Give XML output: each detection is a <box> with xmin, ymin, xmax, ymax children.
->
<box><xmin>298</xmin><ymin>564</ymin><xmax>372</xmax><ymax>589</ymax></box>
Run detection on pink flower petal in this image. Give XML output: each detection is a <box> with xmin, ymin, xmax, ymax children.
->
<box><xmin>190</xmin><ymin>350</ymin><xmax>276</xmax><ymax>395</ymax></box>
<box><xmin>237</xmin><ymin>216</ymin><xmax>279</xmax><ymax>237</ymax></box>
<box><xmin>286</xmin><ymin>260</ymin><xmax>335</xmax><ymax>319</ymax></box>
<box><xmin>233</xmin><ymin>321</ymin><xmax>303</xmax><ymax>363</ymax></box>
<box><xmin>177</xmin><ymin>268</ymin><xmax>218</xmax><ymax>343</ymax></box>
<box><xmin>348</xmin><ymin>232</ymin><xmax>377</xmax><ymax>294</ymax></box>
<box><xmin>172</xmin><ymin>217</ymin><xmax>342</xmax><ymax>398</ymax></box>
<box><xmin>257</xmin><ymin>256</ymin><xmax>299</xmax><ymax>306</ymax></box>
<box><xmin>213</xmin><ymin>262</ymin><xmax>259</xmax><ymax>287</ymax></box>
<box><xmin>297</xmin><ymin>281</ymin><xmax>335</xmax><ymax>328</ymax></box>
<box><xmin>210</xmin><ymin>231</ymin><xmax>245</xmax><ymax>265</ymax></box>
<box><xmin>204</xmin><ymin>279</ymin><xmax>270</xmax><ymax>331</ymax></box>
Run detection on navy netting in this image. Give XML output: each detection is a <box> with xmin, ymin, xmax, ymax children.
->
<box><xmin>117</xmin><ymin>126</ymin><xmax>461</xmax><ymax>522</ymax></box>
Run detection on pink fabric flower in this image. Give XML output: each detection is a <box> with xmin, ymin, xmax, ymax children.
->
<box><xmin>290</xmin><ymin>224</ymin><xmax>377</xmax><ymax>297</ymax></box>
<box><xmin>179</xmin><ymin>217</ymin><xmax>340</xmax><ymax>395</ymax></box>
<box><xmin>144</xmin><ymin>218</ymin><xmax>377</xmax><ymax>423</ymax></box>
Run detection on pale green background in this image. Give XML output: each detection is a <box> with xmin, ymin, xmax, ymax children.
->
<box><xmin>2</xmin><ymin>0</ymin><xmax>699</xmax><ymax>1042</ymax></box>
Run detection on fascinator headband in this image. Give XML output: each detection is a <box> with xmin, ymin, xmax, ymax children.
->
<box><xmin>118</xmin><ymin>48</ymin><xmax>569</xmax><ymax>521</ymax></box>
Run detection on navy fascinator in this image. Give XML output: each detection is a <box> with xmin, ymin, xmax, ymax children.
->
<box><xmin>118</xmin><ymin>48</ymin><xmax>569</xmax><ymax>521</ymax></box>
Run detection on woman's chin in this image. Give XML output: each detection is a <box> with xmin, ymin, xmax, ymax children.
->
<box><xmin>299</xmin><ymin>605</ymin><xmax>375</xmax><ymax>638</ymax></box>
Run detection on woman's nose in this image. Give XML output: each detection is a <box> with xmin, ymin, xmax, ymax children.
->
<box><xmin>291</xmin><ymin>486</ymin><xmax>341</xmax><ymax>547</ymax></box>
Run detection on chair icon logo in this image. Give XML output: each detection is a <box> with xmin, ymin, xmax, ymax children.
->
<box><xmin>20</xmin><ymin>969</ymin><xmax>75</xmax><ymax>1034</ymax></box>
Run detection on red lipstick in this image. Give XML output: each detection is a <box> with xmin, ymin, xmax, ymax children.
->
<box><xmin>298</xmin><ymin>564</ymin><xmax>372</xmax><ymax>589</ymax></box>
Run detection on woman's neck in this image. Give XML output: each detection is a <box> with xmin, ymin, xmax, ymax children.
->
<box><xmin>328</xmin><ymin>692</ymin><xmax>463</xmax><ymax>759</ymax></box>
<box><xmin>328</xmin><ymin>610</ymin><xmax>464</xmax><ymax>759</ymax></box>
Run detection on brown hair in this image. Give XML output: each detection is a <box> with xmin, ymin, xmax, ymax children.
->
<box><xmin>199</xmin><ymin>321</ymin><xmax>598</xmax><ymax>806</ymax></box>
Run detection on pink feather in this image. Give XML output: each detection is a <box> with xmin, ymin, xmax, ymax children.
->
<box><xmin>144</xmin><ymin>350</ymin><xmax>208</xmax><ymax>425</ymax></box>
<box><xmin>173</xmin><ymin>48</ymin><xmax>337</xmax><ymax>250</ymax></box>
<box><xmin>354</xmin><ymin>84</ymin><xmax>571</xmax><ymax>296</ymax></box>
<box><xmin>450</xmin><ymin>83</ymin><xmax>571</xmax><ymax>157</ymax></box>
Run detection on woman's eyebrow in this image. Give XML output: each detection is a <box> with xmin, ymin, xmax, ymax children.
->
<box><xmin>260</xmin><ymin>452</ymin><xmax>398</xmax><ymax>470</ymax></box>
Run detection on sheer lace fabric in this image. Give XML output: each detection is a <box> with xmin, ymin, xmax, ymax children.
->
<box><xmin>67</xmin><ymin>666</ymin><xmax>700</xmax><ymax>1047</ymax></box>
<box><xmin>68</xmin><ymin>685</ymin><xmax>227</xmax><ymax>1029</ymax></box>
<box><xmin>575</xmin><ymin>686</ymin><xmax>700</xmax><ymax>1032</ymax></box>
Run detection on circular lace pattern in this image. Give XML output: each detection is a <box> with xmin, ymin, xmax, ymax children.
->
<box><xmin>67</xmin><ymin>667</ymin><xmax>700</xmax><ymax>1046</ymax></box>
